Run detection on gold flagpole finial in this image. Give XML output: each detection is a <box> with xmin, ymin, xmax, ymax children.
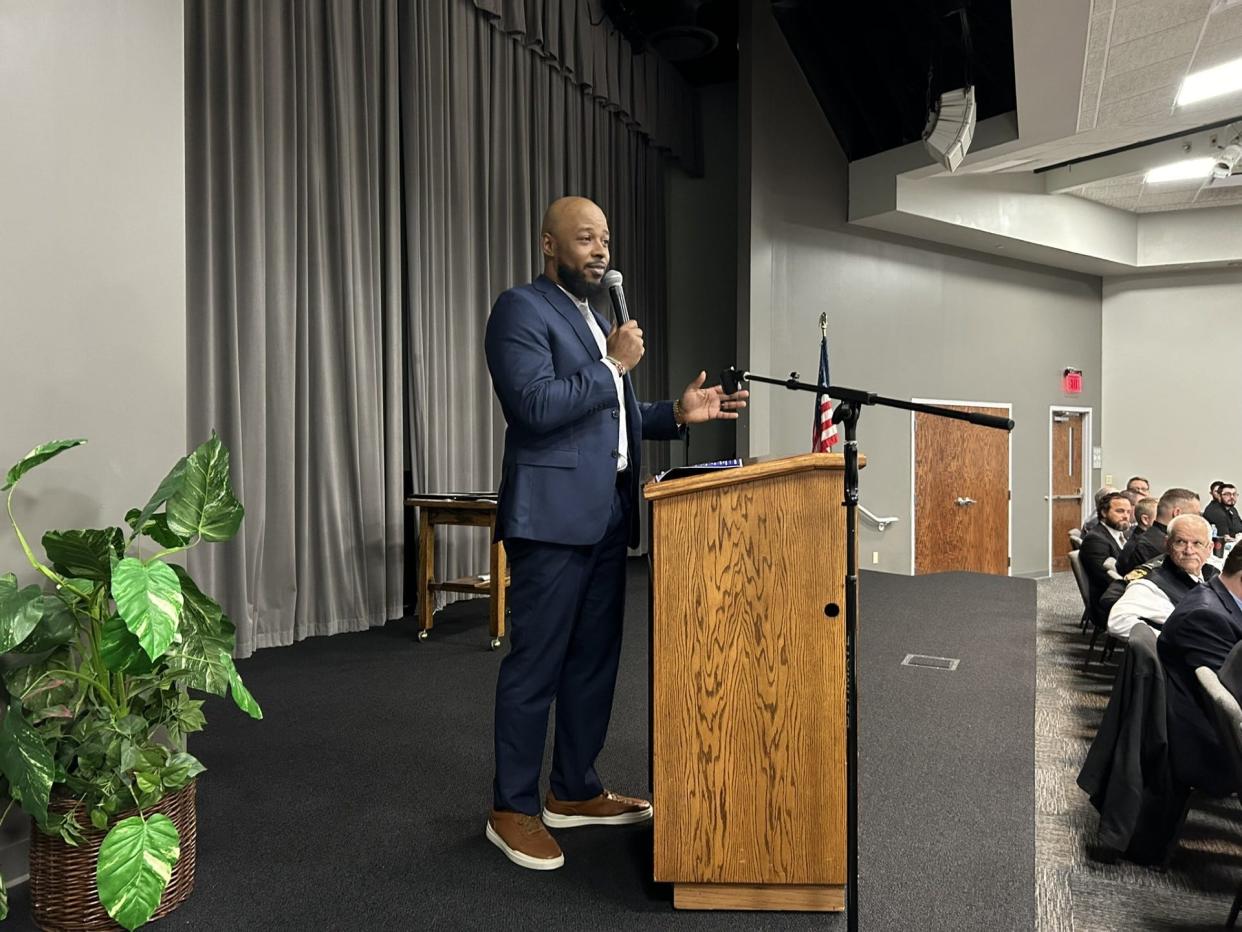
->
<box><xmin>818</xmin><ymin>312</ymin><xmax>827</xmax><ymax>337</ymax></box>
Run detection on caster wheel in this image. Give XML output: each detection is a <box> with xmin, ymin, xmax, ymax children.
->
<box><xmin>489</xmin><ymin>637</ymin><xmax>502</xmax><ymax>651</ymax></box>
<box><xmin>418</xmin><ymin>630</ymin><xmax>429</xmax><ymax>641</ymax></box>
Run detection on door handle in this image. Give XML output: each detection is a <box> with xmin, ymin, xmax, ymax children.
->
<box><xmin>1050</xmin><ymin>494</ymin><xmax>1081</xmax><ymax>501</ymax></box>
<box><xmin>955</xmin><ymin>497</ymin><xmax>977</xmax><ymax>506</ymax></box>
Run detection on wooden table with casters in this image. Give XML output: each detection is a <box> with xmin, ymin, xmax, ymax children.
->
<box><xmin>407</xmin><ymin>496</ymin><xmax>510</xmax><ymax>650</ymax></box>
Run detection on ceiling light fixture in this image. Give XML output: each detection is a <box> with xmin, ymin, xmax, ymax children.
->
<box><xmin>1176</xmin><ymin>56</ymin><xmax>1242</xmax><ymax>106</ymax></box>
<box><xmin>1145</xmin><ymin>157</ymin><xmax>1216</xmax><ymax>183</ymax></box>
<box><xmin>1212</xmin><ymin>142</ymin><xmax>1242</xmax><ymax>179</ymax></box>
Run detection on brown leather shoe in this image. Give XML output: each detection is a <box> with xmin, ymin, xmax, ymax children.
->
<box><xmin>486</xmin><ymin>809</ymin><xmax>565</xmax><ymax>870</ymax></box>
<box><xmin>541</xmin><ymin>789</ymin><xmax>653</xmax><ymax>827</ymax></box>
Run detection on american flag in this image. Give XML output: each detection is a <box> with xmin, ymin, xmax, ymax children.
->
<box><xmin>813</xmin><ymin>333</ymin><xmax>839</xmax><ymax>450</ymax></box>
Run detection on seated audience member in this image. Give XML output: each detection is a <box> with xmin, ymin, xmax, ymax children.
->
<box><xmin>1132</xmin><ymin>497</ymin><xmax>1157</xmax><ymax>534</ymax></box>
<box><xmin>1209</xmin><ymin>481</ymin><xmax>1225</xmax><ymax>506</ymax></box>
<box><xmin>1081</xmin><ymin>485</ymin><xmax>1118</xmax><ymax>534</ymax></box>
<box><xmin>1107</xmin><ymin>515</ymin><xmax>1217</xmax><ymax>640</ymax></box>
<box><xmin>1158</xmin><ymin>544</ymin><xmax>1242</xmax><ymax>796</ymax></box>
<box><xmin>1126</xmin><ymin>476</ymin><xmax>1150</xmax><ymax>497</ymax></box>
<box><xmin>1116</xmin><ymin>488</ymin><xmax>1201</xmax><ymax>576</ymax></box>
<box><xmin>1120</xmin><ymin>490</ymin><xmax>1145</xmax><ymax>539</ymax></box>
<box><xmin>1079</xmin><ymin>492</ymin><xmax>1133</xmax><ymax>625</ymax></box>
<box><xmin>1203</xmin><ymin>483</ymin><xmax>1242</xmax><ymax>538</ymax></box>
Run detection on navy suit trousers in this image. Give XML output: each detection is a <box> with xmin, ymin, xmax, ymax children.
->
<box><xmin>492</xmin><ymin>484</ymin><xmax>630</xmax><ymax>814</ymax></box>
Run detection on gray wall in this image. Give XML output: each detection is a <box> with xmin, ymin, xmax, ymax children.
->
<box><xmin>740</xmin><ymin>0</ymin><xmax>1103</xmax><ymax>576</ymax></box>
<box><xmin>0</xmin><ymin>0</ymin><xmax>186</xmax><ymax>882</ymax></box>
<box><xmin>1102</xmin><ymin>270</ymin><xmax>1242</xmax><ymax>505</ymax></box>
<box><xmin>666</xmin><ymin>82</ymin><xmax>740</xmax><ymax>466</ymax></box>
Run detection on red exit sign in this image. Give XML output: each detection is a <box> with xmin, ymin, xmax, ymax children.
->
<box><xmin>1063</xmin><ymin>368</ymin><xmax>1083</xmax><ymax>394</ymax></box>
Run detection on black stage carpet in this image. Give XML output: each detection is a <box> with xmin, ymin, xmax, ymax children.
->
<box><xmin>7</xmin><ymin>567</ymin><xmax>1035</xmax><ymax>930</ymax></box>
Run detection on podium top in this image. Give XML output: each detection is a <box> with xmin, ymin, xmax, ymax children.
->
<box><xmin>643</xmin><ymin>451</ymin><xmax>862</xmax><ymax>502</ymax></box>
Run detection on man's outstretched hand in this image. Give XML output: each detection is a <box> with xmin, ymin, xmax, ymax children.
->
<box><xmin>679</xmin><ymin>371</ymin><xmax>749</xmax><ymax>424</ymax></box>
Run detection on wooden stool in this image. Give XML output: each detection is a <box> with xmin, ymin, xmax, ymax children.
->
<box><xmin>407</xmin><ymin>497</ymin><xmax>510</xmax><ymax>649</ymax></box>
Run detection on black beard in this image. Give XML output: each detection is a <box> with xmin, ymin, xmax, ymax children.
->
<box><xmin>557</xmin><ymin>263</ymin><xmax>606</xmax><ymax>301</ymax></box>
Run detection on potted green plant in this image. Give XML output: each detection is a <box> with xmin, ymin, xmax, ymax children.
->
<box><xmin>0</xmin><ymin>435</ymin><xmax>261</xmax><ymax>930</ymax></box>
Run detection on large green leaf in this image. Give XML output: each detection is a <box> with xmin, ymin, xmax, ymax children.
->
<box><xmin>0</xmin><ymin>574</ymin><xmax>43</xmax><ymax>652</ymax></box>
<box><xmin>165</xmin><ymin>435</ymin><xmax>243</xmax><ymax>543</ymax></box>
<box><xmin>2</xmin><ymin>439</ymin><xmax>86</xmax><ymax>492</ymax></box>
<box><xmin>128</xmin><ymin>457</ymin><xmax>188</xmax><ymax>545</ymax></box>
<box><xmin>228</xmin><ymin>663</ymin><xmax>263</xmax><ymax>720</ymax></box>
<box><xmin>2</xmin><ymin>649</ymin><xmax>75</xmax><ymax>714</ymax></box>
<box><xmin>166</xmin><ymin>566</ymin><xmax>235</xmax><ymax>695</ymax></box>
<box><xmin>98</xmin><ymin>614</ymin><xmax>155</xmax><ymax>675</ymax></box>
<box><xmin>111</xmin><ymin>558</ymin><xmax>182</xmax><ymax>661</ymax></box>
<box><xmin>41</xmin><ymin>527</ymin><xmax>124</xmax><ymax>581</ymax></box>
<box><xmin>0</xmin><ymin>703</ymin><xmax>54</xmax><ymax>824</ymax></box>
<box><xmin>124</xmin><ymin>509</ymin><xmax>187</xmax><ymax>550</ymax></box>
<box><xmin>13</xmin><ymin>594</ymin><xmax>77</xmax><ymax>654</ymax></box>
<box><xmin>162</xmin><ymin>750</ymin><xmax>205</xmax><ymax>789</ymax></box>
<box><xmin>96</xmin><ymin>813</ymin><xmax>180</xmax><ymax>931</ymax></box>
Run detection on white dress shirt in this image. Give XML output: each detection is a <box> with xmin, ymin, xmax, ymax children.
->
<box><xmin>556</xmin><ymin>284</ymin><xmax>627</xmax><ymax>472</ymax></box>
<box><xmin>1107</xmin><ymin>572</ymin><xmax>1203</xmax><ymax>639</ymax></box>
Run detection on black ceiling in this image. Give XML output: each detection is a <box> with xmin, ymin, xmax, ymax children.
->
<box><xmin>602</xmin><ymin>0</ymin><xmax>739</xmax><ymax>87</ymax></box>
<box><xmin>771</xmin><ymin>0</ymin><xmax>1017</xmax><ymax>161</ymax></box>
<box><xmin>602</xmin><ymin>1</ymin><xmax>1016</xmax><ymax>163</ymax></box>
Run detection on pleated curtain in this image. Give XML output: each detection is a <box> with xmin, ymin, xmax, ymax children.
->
<box><xmin>185</xmin><ymin>0</ymin><xmax>695</xmax><ymax>653</ymax></box>
<box><xmin>402</xmin><ymin>0</ymin><xmax>681</xmax><ymax>604</ymax></box>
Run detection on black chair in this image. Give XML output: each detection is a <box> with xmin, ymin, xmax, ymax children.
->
<box><xmin>1069</xmin><ymin>549</ymin><xmax>1118</xmax><ymax>666</ymax></box>
<box><xmin>1067</xmin><ymin>549</ymin><xmax>1092</xmax><ymax>632</ymax></box>
<box><xmin>1068</xmin><ymin>527</ymin><xmax>1083</xmax><ymax>551</ymax></box>
<box><xmin>1193</xmin><ymin>660</ymin><xmax>1242</xmax><ymax>926</ymax></box>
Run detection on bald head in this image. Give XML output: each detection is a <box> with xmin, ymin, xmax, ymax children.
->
<box><xmin>541</xmin><ymin>197</ymin><xmax>610</xmax><ymax>300</ymax></box>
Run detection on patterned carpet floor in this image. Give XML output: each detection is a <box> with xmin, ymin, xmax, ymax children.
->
<box><xmin>1036</xmin><ymin>572</ymin><xmax>1242</xmax><ymax>931</ymax></box>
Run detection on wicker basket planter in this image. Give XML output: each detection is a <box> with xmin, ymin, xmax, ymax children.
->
<box><xmin>28</xmin><ymin>779</ymin><xmax>198</xmax><ymax>932</ymax></box>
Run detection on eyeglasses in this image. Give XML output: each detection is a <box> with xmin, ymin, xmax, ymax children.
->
<box><xmin>1170</xmin><ymin>537</ymin><xmax>1210</xmax><ymax>550</ymax></box>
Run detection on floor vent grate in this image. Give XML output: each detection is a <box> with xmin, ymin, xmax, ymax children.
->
<box><xmin>901</xmin><ymin>653</ymin><xmax>960</xmax><ymax>671</ymax></box>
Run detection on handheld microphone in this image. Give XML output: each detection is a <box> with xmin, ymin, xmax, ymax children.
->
<box><xmin>721</xmin><ymin>367</ymin><xmax>746</xmax><ymax>395</ymax></box>
<box><xmin>602</xmin><ymin>269</ymin><xmax>630</xmax><ymax>325</ymax></box>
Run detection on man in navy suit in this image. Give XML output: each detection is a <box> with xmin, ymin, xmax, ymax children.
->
<box><xmin>1158</xmin><ymin>544</ymin><xmax>1242</xmax><ymax>796</ymax></box>
<box><xmin>483</xmin><ymin>196</ymin><xmax>748</xmax><ymax>870</ymax></box>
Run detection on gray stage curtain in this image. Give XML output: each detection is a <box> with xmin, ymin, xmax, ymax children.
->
<box><xmin>401</xmin><ymin>0</ymin><xmax>684</xmax><ymax>601</ymax></box>
<box><xmin>185</xmin><ymin>0</ymin><xmax>405</xmax><ymax>656</ymax></box>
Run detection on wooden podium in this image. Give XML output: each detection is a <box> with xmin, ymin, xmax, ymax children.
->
<box><xmin>644</xmin><ymin>453</ymin><xmax>848</xmax><ymax>911</ymax></box>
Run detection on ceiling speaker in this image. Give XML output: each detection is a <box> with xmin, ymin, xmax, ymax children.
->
<box><xmin>923</xmin><ymin>85</ymin><xmax>976</xmax><ymax>173</ymax></box>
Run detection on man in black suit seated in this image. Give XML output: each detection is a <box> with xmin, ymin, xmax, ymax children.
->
<box><xmin>1204</xmin><ymin>482</ymin><xmax>1242</xmax><ymax>538</ymax></box>
<box><xmin>1158</xmin><ymin>544</ymin><xmax>1242</xmax><ymax>796</ymax></box>
<box><xmin>1117</xmin><ymin>487</ymin><xmax>1201</xmax><ymax>576</ymax></box>
<box><xmin>1079</xmin><ymin>491</ymin><xmax>1133</xmax><ymax>626</ymax></box>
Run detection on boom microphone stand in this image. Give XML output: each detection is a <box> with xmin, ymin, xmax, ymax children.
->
<box><xmin>721</xmin><ymin>366</ymin><xmax>1014</xmax><ymax>932</ymax></box>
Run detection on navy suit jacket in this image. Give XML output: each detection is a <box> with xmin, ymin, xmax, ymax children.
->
<box><xmin>484</xmin><ymin>275</ymin><xmax>681</xmax><ymax>548</ymax></box>
<box><xmin>1157</xmin><ymin>575</ymin><xmax>1242</xmax><ymax>794</ymax></box>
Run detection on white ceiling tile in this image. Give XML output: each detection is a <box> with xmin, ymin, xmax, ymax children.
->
<box><xmin>1095</xmin><ymin>86</ymin><xmax>1182</xmax><ymax>123</ymax></box>
<box><xmin>1109</xmin><ymin>0</ymin><xmax>1212</xmax><ymax>45</ymax></box>
<box><xmin>1084</xmin><ymin>10</ymin><xmax>1113</xmax><ymax>70</ymax></box>
<box><xmin>1106</xmin><ymin>21</ymin><xmax>1203</xmax><ymax>74</ymax></box>
<box><xmin>1099</xmin><ymin>58</ymin><xmax>1190</xmax><ymax>103</ymax></box>
<box><xmin>1201</xmin><ymin>5</ymin><xmax>1242</xmax><ymax>44</ymax></box>
<box><xmin>1138</xmin><ymin>188</ymin><xmax>1208</xmax><ymax>206</ymax></box>
<box><xmin>1187</xmin><ymin>35</ymin><xmax>1242</xmax><ymax>70</ymax></box>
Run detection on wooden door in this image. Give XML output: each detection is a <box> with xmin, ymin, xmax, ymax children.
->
<box><xmin>1050</xmin><ymin>411</ymin><xmax>1085</xmax><ymax>573</ymax></box>
<box><xmin>914</xmin><ymin>405</ymin><xmax>1010</xmax><ymax>575</ymax></box>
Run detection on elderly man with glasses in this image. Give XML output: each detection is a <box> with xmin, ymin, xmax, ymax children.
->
<box><xmin>1108</xmin><ymin>514</ymin><xmax>1218</xmax><ymax>640</ymax></box>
